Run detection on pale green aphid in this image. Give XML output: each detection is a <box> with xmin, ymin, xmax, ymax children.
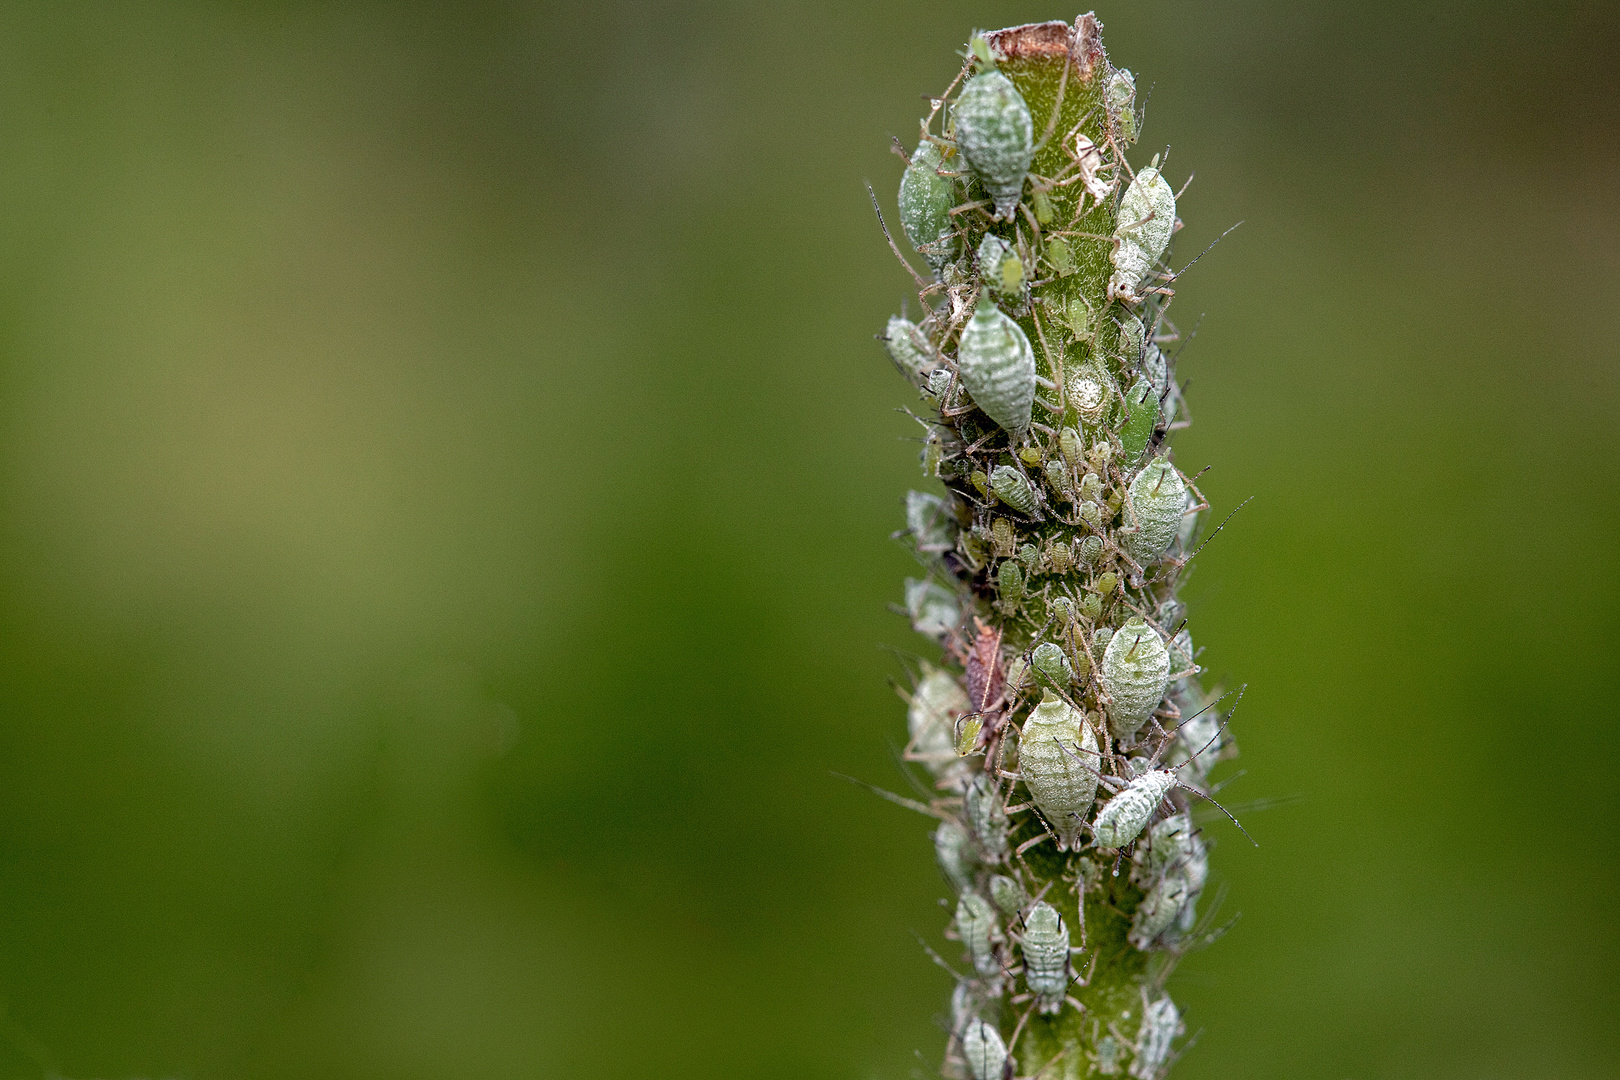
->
<box><xmin>935</xmin><ymin>820</ymin><xmax>977</xmax><ymax>891</ymax></box>
<box><xmin>997</xmin><ymin>558</ymin><xmax>1025</xmax><ymax>601</ymax></box>
<box><xmin>899</xmin><ymin>140</ymin><xmax>960</xmax><ymax>270</ymax></box>
<box><xmin>1108</xmin><ymin>68</ymin><xmax>1138</xmax><ymax>144</ymax></box>
<box><xmin>1020</xmin><ymin>689</ymin><xmax>1101</xmax><ymax>850</ymax></box>
<box><xmin>909</xmin><ymin>664</ymin><xmax>970</xmax><ymax>778</ymax></box>
<box><xmin>989</xmin><ymin>464</ymin><xmax>1038</xmax><ymax>515</ymax></box>
<box><xmin>1095</xmin><ymin>1034</ymin><xmax>1122</xmax><ymax>1075</ymax></box>
<box><xmin>957</xmin><ymin>297</ymin><xmax>1035</xmax><ymax>435</ymax></box>
<box><xmin>1091</xmin><ymin>768</ymin><xmax>1176</xmax><ymax>849</ymax></box>
<box><xmin>1122</xmin><ymin>458</ymin><xmax>1188</xmax><ymax>565</ymax></box>
<box><xmin>1076</xmin><ymin>534</ymin><xmax>1104</xmax><ymax>565</ymax></box>
<box><xmin>1058</xmin><ymin>426</ymin><xmax>1083</xmax><ymax>466</ymax></box>
<box><xmin>904</xmin><ymin>577</ymin><xmax>959</xmax><ymax>639</ymax></box>
<box><xmin>1066</xmin><ymin>361</ymin><xmax>1114</xmax><ymax>426</ymax></box>
<box><xmin>925</xmin><ymin>366</ymin><xmax>955</xmax><ymax>405</ymax></box>
<box><xmin>1166</xmin><ymin>683</ymin><xmax>1223</xmax><ymax>780</ymax></box>
<box><xmin>988</xmin><ymin>873</ymin><xmax>1027</xmax><ymax>916</ymax></box>
<box><xmin>1129</xmin><ymin>815</ymin><xmax>1205</xmax><ymax>948</ymax></box>
<box><xmin>1079</xmin><ymin>500</ymin><xmax>1102</xmax><ymax>530</ymax></box>
<box><xmin>1042</xmin><ymin>456</ymin><xmax>1069</xmax><ymax>499</ymax></box>
<box><xmin>1032</xmin><ymin>641</ymin><xmax>1073</xmax><ymax>685</ymax></box>
<box><xmin>1020</xmin><ymin>900</ymin><xmax>1073</xmax><ymax>1014</ymax></box>
<box><xmin>1130</xmin><ymin>995</ymin><xmax>1182</xmax><ymax>1080</ymax></box>
<box><xmin>1111</xmin><ymin>165</ymin><xmax>1176</xmax><ymax>301</ymax></box>
<box><xmin>906</xmin><ymin>490</ymin><xmax>957</xmax><ymax>555</ymax></box>
<box><xmin>1048</xmin><ymin>539</ymin><xmax>1073</xmax><ymax>573</ymax></box>
<box><xmin>1130</xmin><ymin>869</ymin><xmax>1189</xmax><ymax>949</ymax></box>
<box><xmin>976</xmin><ymin>232</ymin><xmax>1024</xmax><ymax>296</ymax></box>
<box><xmin>883</xmin><ymin>315</ymin><xmax>932</xmax><ymax>384</ymax></box>
<box><xmin>964</xmin><ymin>775</ymin><xmax>1009</xmax><ymax>863</ymax></box>
<box><xmin>1016</xmin><ymin>542</ymin><xmax>1040</xmax><ymax>571</ymax></box>
<box><xmin>953</xmin><ymin>68</ymin><xmax>1034</xmax><ymax>220</ymax></box>
<box><xmin>962</xmin><ymin>1017</ymin><xmax>1009</xmax><ymax>1080</ymax></box>
<box><xmin>1101</xmin><ymin>617</ymin><xmax>1171</xmax><ymax>739</ymax></box>
<box><xmin>955</xmin><ymin>892</ymin><xmax>1002</xmax><ymax>982</ymax></box>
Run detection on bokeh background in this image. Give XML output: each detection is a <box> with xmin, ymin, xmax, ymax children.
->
<box><xmin>0</xmin><ymin>1</ymin><xmax>1615</xmax><ymax>1077</ymax></box>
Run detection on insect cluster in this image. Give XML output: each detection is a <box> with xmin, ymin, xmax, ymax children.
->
<box><xmin>878</xmin><ymin>16</ymin><xmax>1244</xmax><ymax>1080</ymax></box>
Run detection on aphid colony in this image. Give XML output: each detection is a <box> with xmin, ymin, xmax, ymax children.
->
<box><xmin>879</xmin><ymin>17</ymin><xmax>1240</xmax><ymax>1080</ymax></box>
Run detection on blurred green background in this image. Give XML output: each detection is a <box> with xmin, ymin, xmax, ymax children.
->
<box><xmin>0</xmin><ymin>1</ymin><xmax>1614</xmax><ymax>1077</ymax></box>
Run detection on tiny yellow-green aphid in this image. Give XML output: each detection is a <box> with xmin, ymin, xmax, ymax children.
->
<box><xmin>1059</xmin><ymin>426</ymin><xmax>1084</xmax><ymax>466</ymax></box>
<box><xmin>1046</xmin><ymin>235</ymin><xmax>1075</xmax><ymax>276</ymax></box>
<box><xmin>990</xmin><ymin>517</ymin><xmax>1015</xmax><ymax>556</ymax></box>
<box><xmin>977</xmin><ymin>233</ymin><xmax>1024</xmax><ymax>296</ymax></box>
<box><xmin>953</xmin><ymin>67</ymin><xmax>1034</xmax><ymax>221</ymax></box>
<box><xmin>899</xmin><ymin>140</ymin><xmax>960</xmax><ymax>271</ymax></box>
<box><xmin>1122</xmin><ymin>457</ymin><xmax>1188</xmax><ymax>565</ymax></box>
<box><xmin>957</xmin><ymin>297</ymin><xmax>1036</xmax><ymax>435</ymax></box>
<box><xmin>997</xmin><ymin>558</ymin><xmax>1025</xmax><ymax>601</ymax></box>
<box><xmin>1108</xmin><ymin>67</ymin><xmax>1138</xmax><ymax>144</ymax></box>
<box><xmin>1019</xmin><ymin>689</ymin><xmax>1100</xmax><ymax>851</ymax></box>
<box><xmin>988</xmin><ymin>873</ymin><xmax>1027</xmax><ymax>915</ymax></box>
<box><xmin>1101</xmin><ymin>617</ymin><xmax>1170</xmax><ymax>739</ymax></box>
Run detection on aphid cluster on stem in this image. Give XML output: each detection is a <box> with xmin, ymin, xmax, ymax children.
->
<box><xmin>874</xmin><ymin>13</ymin><xmax>1248</xmax><ymax>1080</ymax></box>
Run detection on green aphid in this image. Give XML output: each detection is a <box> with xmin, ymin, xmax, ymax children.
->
<box><xmin>1019</xmin><ymin>689</ymin><xmax>1100</xmax><ymax>851</ymax></box>
<box><xmin>899</xmin><ymin>141</ymin><xmax>960</xmax><ymax>271</ymax></box>
<box><xmin>1100</xmin><ymin>617</ymin><xmax>1170</xmax><ymax>739</ymax></box>
<box><xmin>963</xmin><ymin>775</ymin><xmax>1010</xmax><ymax>863</ymax></box>
<box><xmin>1118</xmin><ymin>313</ymin><xmax>1145</xmax><ymax>365</ymax></box>
<box><xmin>906</xmin><ymin>489</ymin><xmax>956</xmax><ymax>554</ymax></box>
<box><xmin>904</xmin><ymin>577</ymin><xmax>959</xmax><ymax>638</ymax></box>
<box><xmin>1016</xmin><ymin>542</ymin><xmax>1041</xmax><ymax>571</ymax></box>
<box><xmin>953</xmin><ymin>66</ymin><xmax>1034</xmax><ymax>221</ymax></box>
<box><xmin>1019</xmin><ymin>900</ymin><xmax>1073</xmax><ymax>1014</ymax></box>
<box><xmin>955</xmin><ymin>892</ymin><xmax>1003</xmax><ymax>983</ymax></box>
<box><xmin>1046</xmin><ymin>235</ymin><xmax>1075</xmax><ymax>276</ymax></box>
<box><xmin>1111</xmin><ymin>165</ymin><xmax>1176</xmax><ymax>301</ymax></box>
<box><xmin>997</xmin><ymin>558</ymin><xmax>1025</xmax><ymax>601</ymax></box>
<box><xmin>1031</xmin><ymin>641</ymin><xmax>1073</xmax><ymax>685</ymax></box>
<box><xmin>988</xmin><ymin>873</ymin><xmax>1027</xmax><ymax>916</ymax></box>
<box><xmin>957</xmin><ymin>297</ymin><xmax>1035</xmax><ymax>435</ymax></box>
<box><xmin>1131</xmin><ymin>996</ymin><xmax>1183</xmax><ymax>1080</ymax></box>
<box><xmin>976</xmin><ymin>232</ymin><xmax>1024</xmax><ymax>296</ymax></box>
<box><xmin>1047</xmin><ymin>539</ymin><xmax>1072</xmax><ymax>573</ymax></box>
<box><xmin>1119</xmin><ymin>377</ymin><xmax>1160</xmax><ymax>463</ymax></box>
<box><xmin>1030</xmin><ymin>187</ymin><xmax>1054</xmax><ymax>224</ymax></box>
<box><xmin>934</xmin><ymin>819</ymin><xmax>977</xmax><ymax>892</ymax></box>
<box><xmin>908</xmin><ymin>664</ymin><xmax>970</xmax><ymax>780</ymax></box>
<box><xmin>1122</xmin><ymin>458</ymin><xmax>1188</xmax><ymax>565</ymax></box>
<box><xmin>1075</xmin><ymin>535</ymin><xmax>1104</xmax><ymax>566</ymax></box>
<box><xmin>1043</xmin><ymin>457</ymin><xmax>1070</xmax><ymax>501</ymax></box>
<box><xmin>989</xmin><ymin>465</ymin><xmax>1038</xmax><ymax>515</ymax></box>
<box><xmin>962</xmin><ymin>1017</ymin><xmax>1009</xmax><ymax>1080</ymax></box>
<box><xmin>1058</xmin><ymin>426</ymin><xmax>1084</xmax><ymax>466</ymax></box>
<box><xmin>883</xmin><ymin>315</ymin><xmax>932</xmax><ymax>384</ymax></box>
<box><xmin>1108</xmin><ymin>68</ymin><xmax>1138</xmax><ymax>145</ymax></box>
<box><xmin>1092</xmin><ymin>768</ymin><xmax>1175</xmax><ymax>848</ymax></box>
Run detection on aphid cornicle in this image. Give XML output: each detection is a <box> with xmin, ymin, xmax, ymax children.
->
<box><xmin>989</xmin><ymin>465</ymin><xmax>1038</xmax><ymax>515</ymax></box>
<box><xmin>1101</xmin><ymin>617</ymin><xmax>1171</xmax><ymax>739</ymax></box>
<box><xmin>988</xmin><ymin>873</ymin><xmax>1027</xmax><ymax>916</ymax></box>
<box><xmin>1019</xmin><ymin>690</ymin><xmax>1100</xmax><ymax>850</ymax></box>
<box><xmin>964</xmin><ymin>775</ymin><xmax>1009</xmax><ymax>863</ymax></box>
<box><xmin>1020</xmin><ymin>900</ymin><xmax>1072</xmax><ymax>1014</ymax></box>
<box><xmin>1091</xmin><ymin>768</ymin><xmax>1176</xmax><ymax>849</ymax></box>
<box><xmin>962</xmin><ymin>1017</ymin><xmax>1009</xmax><ymax>1080</ymax></box>
<box><xmin>955</xmin><ymin>892</ymin><xmax>1003</xmax><ymax>984</ymax></box>
<box><xmin>977</xmin><ymin>233</ymin><xmax>1024</xmax><ymax>296</ymax></box>
<box><xmin>899</xmin><ymin>141</ymin><xmax>960</xmax><ymax>271</ymax></box>
<box><xmin>1122</xmin><ymin>458</ymin><xmax>1189</xmax><ymax>565</ymax></box>
<box><xmin>1111</xmin><ymin>165</ymin><xmax>1176</xmax><ymax>301</ymax></box>
<box><xmin>953</xmin><ymin>66</ymin><xmax>1034</xmax><ymax>221</ymax></box>
<box><xmin>1130</xmin><ymin>995</ymin><xmax>1182</xmax><ymax>1080</ymax></box>
<box><xmin>956</xmin><ymin>297</ymin><xmax>1035</xmax><ymax>436</ymax></box>
<box><xmin>883</xmin><ymin>315</ymin><xmax>932</xmax><ymax>384</ymax></box>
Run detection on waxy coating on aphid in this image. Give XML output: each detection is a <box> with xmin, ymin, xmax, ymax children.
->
<box><xmin>953</xmin><ymin>67</ymin><xmax>1034</xmax><ymax>221</ymax></box>
<box><xmin>874</xmin><ymin>17</ymin><xmax>1247</xmax><ymax>1077</ymax></box>
<box><xmin>1092</xmin><ymin>769</ymin><xmax>1177</xmax><ymax>849</ymax></box>
<box><xmin>1020</xmin><ymin>900</ymin><xmax>1073</xmax><ymax>1014</ymax></box>
<box><xmin>1101</xmin><ymin>617</ymin><xmax>1171</xmax><ymax>739</ymax></box>
<box><xmin>899</xmin><ymin>140</ymin><xmax>960</xmax><ymax>270</ymax></box>
<box><xmin>1122</xmin><ymin>458</ymin><xmax>1189</xmax><ymax>565</ymax></box>
<box><xmin>956</xmin><ymin>297</ymin><xmax>1036</xmax><ymax>435</ymax></box>
<box><xmin>1019</xmin><ymin>689</ymin><xmax>1100</xmax><ymax>851</ymax></box>
<box><xmin>962</xmin><ymin>1017</ymin><xmax>1009</xmax><ymax>1080</ymax></box>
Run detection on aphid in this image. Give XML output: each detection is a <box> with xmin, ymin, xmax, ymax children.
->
<box><xmin>1047</xmin><ymin>594</ymin><xmax>1074</xmax><ymax>624</ymax></box>
<box><xmin>1093</xmin><ymin>625</ymin><xmax>1114</xmax><ymax>653</ymax></box>
<box><xmin>1017</xmin><ymin>445</ymin><xmax>1043</xmax><ymax>467</ymax></box>
<box><xmin>1100</xmin><ymin>617</ymin><xmax>1171</xmax><ymax>739</ymax></box>
<box><xmin>1077</xmin><ymin>472</ymin><xmax>1102</xmax><ymax>503</ymax></box>
<box><xmin>1091</xmin><ymin>769</ymin><xmax>1176</xmax><ymax>849</ymax></box>
<box><xmin>953</xmin><ymin>67</ymin><xmax>1034</xmax><ymax>220</ymax></box>
<box><xmin>1130</xmin><ymin>995</ymin><xmax>1182</xmax><ymax>1079</ymax></box>
<box><xmin>1094</xmin><ymin>1033</ymin><xmax>1123</xmax><ymax>1075</ymax></box>
<box><xmin>1165</xmin><ymin>684</ymin><xmax>1225</xmax><ymax>780</ymax></box>
<box><xmin>1043</xmin><ymin>457</ymin><xmax>1070</xmax><ymax>501</ymax></box>
<box><xmin>1121</xmin><ymin>458</ymin><xmax>1188</xmax><ymax>566</ymax></box>
<box><xmin>898</xmin><ymin>140</ymin><xmax>960</xmax><ymax>271</ymax></box>
<box><xmin>909</xmin><ymin>664</ymin><xmax>971</xmax><ymax>778</ymax></box>
<box><xmin>962</xmin><ymin>1017</ymin><xmax>1009</xmax><ymax>1080</ymax></box>
<box><xmin>970</xmin><ymin>469</ymin><xmax>990</xmax><ymax>496</ymax></box>
<box><xmin>1119</xmin><ymin>378</ymin><xmax>1160</xmax><ymax>464</ymax></box>
<box><xmin>1110</xmin><ymin>165</ymin><xmax>1176</xmax><ymax>302</ymax></box>
<box><xmin>977</xmin><ymin>232</ymin><xmax>1025</xmax><ymax>296</ymax></box>
<box><xmin>1169</xmin><ymin>627</ymin><xmax>1194</xmax><ymax>670</ymax></box>
<box><xmin>907</xmin><ymin>490</ymin><xmax>957</xmax><ymax>554</ymax></box>
<box><xmin>957</xmin><ymin>298</ymin><xmax>1036</xmax><ymax>436</ymax></box>
<box><xmin>904</xmin><ymin>577</ymin><xmax>959</xmax><ymax>639</ymax></box>
<box><xmin>955</xmin><ymin>892</ymin><xmax>1003</xmax><ymax>984</ymax></box>
<box><xmin>964</xmin><ymin>775</ymin><xmax>1010</xmax><ymax>863</ymax></box>
<box><xmin>988</xmin><ymin>873</ymin><xmax>1027</xmax><ymax>916</ymax></box>
<box><xmin>1047</xmin><ymin>539</ymin><xmax>1073</xmax><ymax>573</ymax></box>
<box><xmin>1003</xmin><ymin>654</ymin><xmax>1031</xmax><ymax>693</ymax></box>
<box><xmin>950</xmin><ymin>980</ymin><xmax>980</xmax><ymax>1034</ymax></box>
<box><xmin>1075</xmin><ymin>535</ymin><xmax>1104</xmax><ymax>566</ymax></box>
<box><xmin>1020</xmin><ymin>900</ymin><xmax>1075</xmax><ymax>1014</ymax></box>
<box><xmin>1108</xmin><ymin>68</ymin><xmax>1138</xmax><ymax>144</ymax></box>
<box><xmin>926</xmin><ymin>366</ymin><xmax>956</xmax><ymax>404</ymax></box>
<box><xmin>989</xmin><ymin>465</ymin><xmax>1038</xmax><ymax>515</ymax></box>
<box><xmin>1058</xmin><ymin>426</ymin><xmax>1084</xmax><ymax>466</ymax></box>
<box><xmin>935</xmin><ymin>820</ymin><xmax>978</xmax><ymax>892</ymax></box>
<box><xmin>1060</xmin><ymin>292</ymin><xmax>1091</xmax><ymax>337</ymax></box>
<box><xmin>1031</xmin><ymin>641</ymin><xmax>1073</xmax><ymax>685</ymax></box>
<box><xmin>1079</xmin><ymin>500</ymin><xmax>1102</xmax><ymax>530</ymax></box>
<box><xmin>1129</xmin><ymin>815</ymin><xmax>1208</xmax><ymax>948</ymax></box>
<box><xmin>997</xmin><ymin>559</ymin><xmax>1025</xmax><ymax>602</ymax></box>
<box><xmin>1078</xmin><ymin>592</ymin><xmax>1103</xmax><ymax>620</ymax></box>
<box><xmin>1019</xmin><ymin>689</ymin><xmax>1100</xmax><ymax>850</ymax></box>
<box><xmin>1016</xmin><ymin>542</ymin><xmax>1041</xmax><ymax>572</ymax></box>
<box><xmin>883</xmin><ymin>315</ymin><xmax>933</xmax><ymax>384</ymax></box>
<box><xmin>1071</xmin><ymin>132</ymin><xmax>1114</xmax><ymax>205</ymax></box>
<box><xmin>1045</xmin><ymin>235</ymin><xmax>1075</xmax><ymax>276</ymax></box>
<box><xmin>990</xmin><ymin>517</ymin><xmax>1015</xmax><ymax>557</ymax></box>
<box><xmin>1065</xmin><ymin>361</ymin><xmax>1114</xmax><ymax>427</ymax></box>
<box><xmin>1130</xmin><ymin>873</ymin><xmax>1189</xmax><ymax>949</ymax></box>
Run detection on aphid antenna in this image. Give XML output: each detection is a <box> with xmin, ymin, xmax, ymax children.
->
<box><xmin>890</xmin><ymin>135</ymin><xmax>913</xmax><ymax>166</ymax></box>
<box><xmin>833</xmin><ymin>771</ymin><xmax>949</xmax><ymax>821</ymax></box>
<box><xmin>867</xmin><ymin>182</ymin><xmax>934</xmax><ymax>290</ymax></box>
<box><xmin>1207</xmin><ymin>792</ymin><xmax>1305</xmax><ymax>817</ymax></box>
<box><xmin>885</xmin><ymin>735</ymin><xmax>947</xmax><ymax>801</ymax></box>
<box><xmin>911</xmin><ymin>928</ymin><xmax>967</xmax><ymax>983</ymax></box>
<box><xmin>1161</xmin><ymin>219</ymin><xmax>1243</xmax><ymax>287</ymax></box>
<box><xmin>1208</xmin><ymin>768</ymin><xmax>1246</xmax><ymax>797</ymax></box>
<box><xmin>1170</xmin><ymin>778</ymin><xmax>1254</xmax><ymax>846</ymax></box>
<box><xmin>1187</xmin><ymin>495</ymin><xmax>1254</xmax><ymax>561</ymax></box>
<box><xmin>1166</xmin><ymin>684</ymin><xmax>1246</xmax><ymax>777</ymax></box>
